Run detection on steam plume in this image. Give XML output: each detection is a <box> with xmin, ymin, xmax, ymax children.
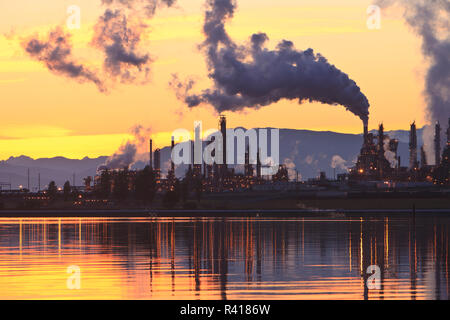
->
<box><xmin>376</xmin><ymin>0</ymin><xmax>449</xmax><ymax>163</ymax></box>
<box><xmin>103</xmin><ymin>125</ymin><xmax>152</xmax><ymax>169</ymax></box>
<box><xmin>23</xmin><ymin>0</ymin><xmax>177</xmax><ymax>91</ymax></box>
<box><xmin>23</xmin><ymin>28</ymin><xmax>105</xmax><ymax>91</ymax></box>
<box><xmin>173</xmin><ymin>0</ymin><xmax>370</xmax><ymax>122</ymax></box>
<box><xmin>383</xmin><ymin>138</ymin><xmax>398</xmax><ymax>168</ymax></box>
<box><xmin>91</xmin><ymin>9</ymin><xmax>152</xmax><ymax>84</ymax></box>
<box><xmin>331</xmin><ymin>155</ymin><xmax>348</xmax><ymax>171</ymax></box>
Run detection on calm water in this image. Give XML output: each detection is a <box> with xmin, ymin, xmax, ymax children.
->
<box><xmin>0</xmin><ymin>215</ymin><xmax>449</xmax><ymax>300</ymax></box>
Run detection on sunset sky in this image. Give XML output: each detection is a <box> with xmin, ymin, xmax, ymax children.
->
<box><xmin>0</xmin><ymin>0</ymin><xmax>427</xmax><ymax>159</ymax></box>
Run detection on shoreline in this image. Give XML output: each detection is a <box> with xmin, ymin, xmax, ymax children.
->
<box><xmin>0</xmin><ymin>208</ymin><xmax>449</xmax><ymax>218</ymax></box>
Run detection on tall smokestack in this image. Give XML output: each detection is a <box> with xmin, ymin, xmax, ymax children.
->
<box><xmin>409</xmin><ymin>121</ymin><xmax>418</xmax><ymax>170</ymax></box>
<box><xmin>149</xmin><ymin>139</ymin><xmax>153</xmax><ymax>169</ymax></box>
<box><xmin>171</xmin><ymin>136</ymin><xmax>175</xmax><ymax>174</ymax></box>
<box><xmin>256</xmin><ymin>148</ymin><xmax>261</xmax><ymax>178</ymax></box>
<box><xmin>421</xmin><ymin>145</ymin><xmax>427</xmax><ymax>168</ymax></box>
<box><xmin>154</xmin><ymin>148</ymin><xmax>161</xmax><ymax>179</ymax></box>
<box><xmin>219</xmin><ymin>115</ymin><xmax>227</xmax><ymax>171</ymax></box>
<box><xmin>435</xmin><ymin>121</ymin><xmax>441</xmax><ymax>165</ymax></box>
<box><xmin>378</xmin><ymin>123</ymin><xmax>384</xmax><ymax>154</ymax></box>
<box><xmin>447</xmin><ymin>118</ymin><xmax>450</xmax><ymax>146</ymax></box>
<box><xmin>363</xmin><ymin>120</ymin><xmax>369</xmax><ymax>144</ymax></box>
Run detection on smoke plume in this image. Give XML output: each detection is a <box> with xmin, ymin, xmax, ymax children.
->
<box><xmin>102</xmin><ymin>0</ymin><xmax>177</xmax><ymax>17</ymax></box>
<box><xmin>103</xmin><ymin>125</ymin><xmax>152</xmax><ymax>169</ymax></box>
<box><xmin>383</xmin><ymin>138</ymin><xmax>398</xmax><ymax>168</ymax></box>
<box><xmin>23</xmin><ymin>28</ymin><xmax>105</xmax><ymax>91</ymax></box>
<box><xmin>331</xmin><ymin>155</ymin><xmax>348</xmax><ymax>171</ymax></box>
<box><xmin>91</xmin><ymin>9</ymin><xmax>152</xmax><ymax>84</ymax></box>
<box><xmin>23</xmin><ymin>0</ymin><xmax>177</xmax><ymax>91</ymax></box>
<box><xmin>173</xmin><ymin>0</ymin><xmax>370</xmax><ymax>122</ymax></box>
<box><xmin>376</xmin><ymin>0</ymin><xmax>449</xmax><ymax>163</ymax></box>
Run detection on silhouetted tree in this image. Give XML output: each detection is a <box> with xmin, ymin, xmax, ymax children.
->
<box><xmin>98</xmin><ymin>169</ymin><xmax>111</xmax><ymax>198</ymax></box>
<box><xmin>113</xmin><ymin>168</ymin><xmax>129</xmax><ymax>201</ymax></box>
<box><xmin>180</xmin><ymin>179</ymin><xmax>189</xmax><ymax>204</ymax></box>
<box><xmin>194</xmin><ymin>177</ymin><xmax>203</xmax><ymax>203</ymax></box>
<box><xmin>63</xmin><ymin>181</ymin><xmax>71</xmax><ymax>201</ymax></box>
<box><xmin>47</xmin><ymin>181</ymin><xmax>57</xmax><ymax>200</ymax></box>
<box><xmin>162</xmin><ymin>179</ymin><xmax>180</xmax><ymax>209</ymax></box>
<box><xmin>134</xmin><ymin>166</ymin><xmax>156</xmax><ymax>204</ymax></box>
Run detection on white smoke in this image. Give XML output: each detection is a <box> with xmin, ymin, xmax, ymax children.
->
<box><xmin>331</xmin><ymin>155</ymin><xmax>348</xmax><ymax>171</ymax></box>
<box><xmin>383</xmin><ymin>138</ymin><xmax>398</xmax><ymax>168</ymax></box>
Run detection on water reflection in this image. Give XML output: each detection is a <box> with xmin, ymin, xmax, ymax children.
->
<box><xmin>0</xmin><ymin>215</ymin><xmax>448</xmax><ymax>300</ymax></box>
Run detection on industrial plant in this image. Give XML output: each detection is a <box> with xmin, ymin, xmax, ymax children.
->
<box><xmin>1</xmin><ymin>116</ymin><xmax>449</xmax><ymax>210</ymax></box>
<box><xmin>91</xmin><ymin>116</ymin><xmax>450</xmax><ymax>196</ymax></box>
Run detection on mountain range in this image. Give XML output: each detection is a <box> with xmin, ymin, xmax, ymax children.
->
<box><xmin>0</xmin><ymin>127</ymin><xmax>423</xmax><ymax>191</ymax></box>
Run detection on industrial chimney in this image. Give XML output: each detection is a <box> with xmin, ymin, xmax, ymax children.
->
<box><xmin>149</xmin><ymin>139</ymin><xmax>153</xmax><ymax>169</ymax></box>
<box><xmin>435</xmin><ymin>122</ymin><xmax>441</xmax><ymax>166</ymax></box>
<box><xmin>409</xmin><ymin>121</ymin><xmax>418</xmax><ymax>170</ymax></box>
<box><xmin>363</xmin><ymin>120</ymin><xmax>369</xmax><ymax>145</ymax></box>
<box><xmin>219</xmin><ymin>115</ymin><xmax>227</xmax><ymax>170</ymax></box>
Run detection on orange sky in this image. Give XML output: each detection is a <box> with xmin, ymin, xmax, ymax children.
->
<box><xmin>0</xmin><ymin>0</ymin><xmax>428</xmax><ymax>159</ymax></box>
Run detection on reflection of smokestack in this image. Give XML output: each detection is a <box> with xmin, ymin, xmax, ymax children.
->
<box><xmin>409</xmin><ymin>122</ymin><xmax>418</xmax><ymax>170</ymax></box>
<box><xmin>435</xmin><ymin>122</ymin><xmax>441</xmax><ymax>166</ymax></box>
<box><xmin>149</xmin><ymin>139</ymin><xmax>153</xmax><ymax>169</ymax></box>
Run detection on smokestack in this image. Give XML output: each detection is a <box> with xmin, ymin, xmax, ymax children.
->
<box><xmin>149</xmin><ymin>139</ymin><xmax>153</xmax><ymax>169</ymax></box>
<box><xmin>435</xmin><ymin>122</ymin><xmax>441</xmax><ymax>166</ymax></box>
<box><xmin>378</xmin><ymin>123</ymin><xmax>384</xmax><ymax>154</ymax></box>
<box><xmin>171</xmin><ymin>136</ymin><xmax>175</xmax><ymax>173</ymax></box>
<box><xmin>409</xmin><ymin>121</ymin><xmax>418</xmax><ymax>170</ymax></box>
<box><xmin>363</xmin><ymin>120</ymin><xmax>369</xmax><ymax>144</ymax></box>
<box><xmin>219</xmin><ymin>115</ymin><xmax>227</xmax><ymax>170</ymax></box>
<box><xmin>447</xmin><ymin>117</ymin><xmax>450</xmax><ymax>146</ymax></box>
<box><xmin>154</xmin><ymin>148</ymin><xmax>161</xmax><ymax>179</ymax></box>
<box><xmin>421</xmin><ymin>145</ymin><xmax>427</xmax><ymax>168</ymax></box>
<box><xmin>256</xmin><ymin>148</ymin><xmax>261</xmax><ymax>178</ymax></box>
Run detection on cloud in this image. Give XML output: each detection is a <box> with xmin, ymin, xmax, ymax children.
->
<box><xmin>91</xmin><ymin>9</ymin><xmax>152</xmax><ymax>84</ymax></box>
<box><xmin>22</xmin><ymin>0</ymin><xmax>178</xmax><ymax>92</ymax></box>
<box><xmin>22</xmin><ymin>27</ymin><xmax>105</xmax><ymax>92</ymax></box>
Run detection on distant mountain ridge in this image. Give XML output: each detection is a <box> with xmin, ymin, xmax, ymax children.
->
<box><xmin>0</xmin><ymin>127</ymin><xmax>418</xmax><ymax>191</ymax></box>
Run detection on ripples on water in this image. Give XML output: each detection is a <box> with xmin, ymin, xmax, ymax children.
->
<box><xmin>0</xmin><ymin>215</ymin><xmax>448</xmax><ymax>300</ymax></box>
